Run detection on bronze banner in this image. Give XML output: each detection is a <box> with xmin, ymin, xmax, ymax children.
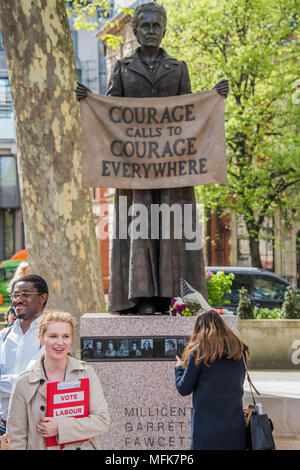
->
<box><xmin>81</xmin><ymin>90</ymin><xmax>227</xmax><ymax>189</ymax></box>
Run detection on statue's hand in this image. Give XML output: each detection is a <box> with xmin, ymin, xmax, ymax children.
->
<box><xmin>213</xmin><ymin>79</ymin><xmax>229</xmax><ymax>98</ymax></box>
<box><xmin>75</xmin><ymin>82</ymin><xmax>91</xmax><ymax>101</ymax></box>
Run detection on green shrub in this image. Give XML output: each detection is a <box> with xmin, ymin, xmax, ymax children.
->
<box><xmin>206</xmin><ymin>270</ymin><xmax>234</xmax><ymax>306</ymax></box>
<box><xmin>253</xmin><ymin>307</ymin><xmax>283</xmax><ymax>319</ymax></box>
<box><xmin>281</xmin><ymin>285</ymin><xmax>300</xmax><ymax>319</ymax></box>
<box><xmin>236</xmin><ymin>287</ymin><xmax>254</xmax><ymax>319</ymax></box>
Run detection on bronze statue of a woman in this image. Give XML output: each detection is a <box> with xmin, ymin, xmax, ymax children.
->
<box><xmin>76</xmin><ymin>2</ymin><xmax>228</xmax><ymax>315</ymax></box>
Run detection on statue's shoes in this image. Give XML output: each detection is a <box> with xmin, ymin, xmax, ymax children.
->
<box><xmin>138</xmin><ymin>299</ymin><xmax>156</xmax><ymax>315</ymax></box>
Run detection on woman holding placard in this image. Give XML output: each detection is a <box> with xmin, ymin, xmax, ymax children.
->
<box><xmin>6</xmin><ymin>310</ymin><xmax>110</xmax><ymax>450</ymax></box>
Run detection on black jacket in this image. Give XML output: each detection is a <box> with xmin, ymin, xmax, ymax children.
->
<box><xmin>175</xmin><ymin>350</ymin><xmax>247</xmax><ymax>450</ymax></box>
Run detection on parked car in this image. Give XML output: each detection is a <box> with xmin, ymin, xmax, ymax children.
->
<box><xmin>205</xmin><ymin>266</ymin><xmax>297</xmax><ymax>314</ymax></box>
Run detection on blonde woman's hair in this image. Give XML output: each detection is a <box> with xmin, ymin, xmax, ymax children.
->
<box><xmin>39</xmin><ymin>309</ymin><xmax>77</xmax><ymax>338</ymax></box>
<box><xmin>8</xmin><ymin>262</ymin><xmax>29</xmax><ymax>292</ymax></box>
<box><xmin>181</xmin><ymin>309</ymin><xmax>249</xmax><ymax>368</ymax></box>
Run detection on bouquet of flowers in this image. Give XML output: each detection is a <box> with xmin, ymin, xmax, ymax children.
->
<box><xmin>169</xmin><ymin>279</ymin><xmax>212</xmax><ymax>317</ymax></box>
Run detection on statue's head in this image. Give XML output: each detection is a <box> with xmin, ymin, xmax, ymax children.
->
<box><xmin>132</xmin><ymin>2</ymin><xmax>167</xmax><ymax>46</ymax></box>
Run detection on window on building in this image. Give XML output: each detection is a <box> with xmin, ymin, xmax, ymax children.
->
<box><xmin>0</xmin><ymin>155</ymin><xmax>17</xmax><ymax>186</ymax></box>
<box><xmin>236</xmin><ymin>216</ymin><xmax>274</xmax><ymax>270</ymax></box>
<box><xmin>0</xmin><ymin>155</ymin><xmax>19</xmax><ymax>208</ymax></box>
<box><xmin>236</xmin><ymin>219</ymin><xmax>251</xmax><ymax>262</ymax></box>
<box><xmin>82</xmin><ymin>59</ymin><xmax>98</xmax><ymax>93</ymax></box>
<box><xmin>0</xmin><ymin>78</ymin><xmax>14</xmax><ymax>139</ymax></box>
<box><xmin>4</xmin><ymin>209</ymin><xmax>14</xmax><ymax>259</ymax></box>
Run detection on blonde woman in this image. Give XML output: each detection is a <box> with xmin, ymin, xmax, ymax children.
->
<box><xmin>6</xmin><ymin>310</ymin><xmax>110</xmax><ymax>450</ymax></box>
<box><xmin>6</xmin><ymin>262</ymin><xmax>29</xmax><ymax>324</ymax></box>
<box><xmin>8</xmin><ymin>262</ymin><xmax>29</xmax><ymax>293</ymax></box>
<box><xmin>175</xmin><ymin>310</ymin><xmax>249</xmax><ymax>450</ymax></box>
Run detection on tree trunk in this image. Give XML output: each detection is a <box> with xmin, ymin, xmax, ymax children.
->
<box><xmin>248</xmin><ymin>232</ymin><xmax>262</xmax><ymax>268</ymax></box>
<box><xmin>0</xmin><ymin>0</ymin><xmax>105</xmax><ymax>354</ymax></box>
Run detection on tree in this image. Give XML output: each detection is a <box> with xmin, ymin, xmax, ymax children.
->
<box><xmin>65</xmin><ymin>0</ymin><xmax>133</xmax><ymax>50</ymax></box>
<box><xmin>236</xmin><ymin>287</ymin><xmax>254</xmax><ymax>319</ymax></box>
<box><xmin>163</xmin><ymin>0</ymin><xmax>300</xmax><ymax>267</ymax></box>
<box><xmin>281</xmin><ymin>285</ymin><xmax>300</xmax><ymax>318</ymax></box>
<box><xmin>0</xmin><ymin>0</ymin><xmax>105</xmax><ymax>352</ymax></box>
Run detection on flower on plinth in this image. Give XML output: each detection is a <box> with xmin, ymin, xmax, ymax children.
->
<box><xmin>205</xmin><ymin>270</ymin><xmax>212</xmax><ymax>280</ymax></box>
<box><xmin>213</xmin><ymin>308</ymin><xmax>224</xmax><ymax>315</ymax></box>
<box><xmin>169</xmin><ymin>297</ymin><xmax>191</xmax><ymax>316</ymax></box>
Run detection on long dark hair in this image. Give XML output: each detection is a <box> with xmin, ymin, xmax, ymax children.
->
<box><xmin>182</xmin><ymin>310</ymin><xmax>249</xmax><ymax>368</ymax></box>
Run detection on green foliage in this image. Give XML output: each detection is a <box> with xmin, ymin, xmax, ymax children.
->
<box><xmin>253</xmin><ymin>306</ymin><xmax>284</xmax><ymax>319</ymax></box>
<box><xmin>206</xmin><ymin>270</ymin><xmax>234</xmax><ymax>306</ymax></box>
<box><xmin>281</xmin><ymin>285</ymin><xmax>300</xmax><ymax>319</ymax></box>
<box><xmin>179</xmin><ymin>302</ymin><xmax>196</xmax><ymax>316</ymax></box>
<box><xmin>162</xmin><ymin>0</ymin><xmax>300</xmax><ymax>265</ymax></box>
<box><xmin>236</xmin><ymin>287</ymin><xmax>254</xmax><ymax>319</ymax></box>
<box><xmin>236</xmin><ymin>285</ymin><xmax>300</xmax><ymax>319</ymax></box>
<box><xmin>66</xmin><ymin>0</ymin><xmax>133</xmax><ymax>49</ymax></box>
<box><xmin>100</xmin><ymin>33</ymin><xmax>124</xmax><ymax>50</ymax></box>
<box><xmin>66</xmin><ymin>0</ymin><xmax>111</xmax><ymax>30</ymax></box>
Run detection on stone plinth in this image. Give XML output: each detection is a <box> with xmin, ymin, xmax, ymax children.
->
<box><xmin>80</xmin><ymin>313</ymin><xmax>238</xmax><ymax>450</ymax></box>
<box><xmin>238</xmin><ymin>319</ymin><xmax>300</xmax><ymax>369</ymax></box>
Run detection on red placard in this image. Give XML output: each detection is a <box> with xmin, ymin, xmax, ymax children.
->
<box><xmin>46</xmin><ymin>378</ymin><xmax>89</xmax><ymax>448</ymax></box>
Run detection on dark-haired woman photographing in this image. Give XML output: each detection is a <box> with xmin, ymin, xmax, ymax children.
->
<box><xmin>175</xmin><ymin>310</ymin><xmax>249</xmax><ymax>450</ymax></box>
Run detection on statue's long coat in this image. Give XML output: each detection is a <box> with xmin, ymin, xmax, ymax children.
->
<box><xmin>107</xmin><ymin>48</ymin><xmax>208</xmax><ymax>312</ymax></box>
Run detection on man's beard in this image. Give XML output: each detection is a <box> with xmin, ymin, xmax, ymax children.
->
<box><xmin>16</xmin><ymin>312</ymin><xmax>26</xmax><ymax>319</ymax></box>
